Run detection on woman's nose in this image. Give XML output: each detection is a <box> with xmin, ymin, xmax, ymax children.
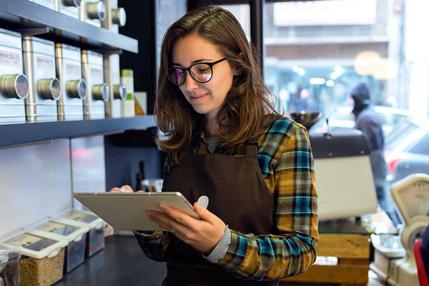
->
<box><xmin>184</xmin><ymin>72</ymin><xmax>199</xmax><ymax>91</ymax></box>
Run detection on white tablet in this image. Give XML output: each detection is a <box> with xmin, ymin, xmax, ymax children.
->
<box><xmin>73</xmin><ymin>192</ymin><xmax>198</xmax><ymax>231</ymax></box>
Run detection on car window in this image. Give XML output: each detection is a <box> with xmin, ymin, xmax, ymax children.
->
<box><xmin>385</xmin><ymin>121</ymin><xmax>420</xmax><ymax>151</ymax></box>
<box><xmin>408</xmin><ymin>133</ymin><xmax>429</xmax><ymax>155</ymax></box>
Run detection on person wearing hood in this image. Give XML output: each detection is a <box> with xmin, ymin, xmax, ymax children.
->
<box><xmin>350</xmin><ymin>83</ymin><xmax>387</xmax><ymax>206</ymax></box>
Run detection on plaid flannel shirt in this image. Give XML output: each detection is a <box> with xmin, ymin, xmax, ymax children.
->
<box><xmin>135</xmin><ymin>115</ymin><xmax>319</xmax><ymax>280</ymax></box>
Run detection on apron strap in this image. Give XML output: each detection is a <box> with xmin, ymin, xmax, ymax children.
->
<box><xmin>245</xmin><ymin>141</ymin><xmax>258</xmax><ymax>158</ymax></box>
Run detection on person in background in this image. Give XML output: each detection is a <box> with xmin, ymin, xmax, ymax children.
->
<box><xmin>350</xmin><ymin>83</ymin><xmax>398</xmax><ymax>221</ymax></box>
<box><xmin>113</xmin><ymin>6</ymin><xmax>318</xmax><ymax>286</ymax></box>
<box><xmin>288</xmin><ymin>86</ymin><xmax>316</xmax><ymax>113</ymax></box>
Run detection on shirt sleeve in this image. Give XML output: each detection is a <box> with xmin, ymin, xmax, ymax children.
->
<box><xmin>216</xmin><ymin>121</ymin><xmax>319</xmax><ymax>280</ymax></box>
<box><xmin>134</xmin><ymin>231</ymin><xmax>171</xmax><ymax>262</ymax></box>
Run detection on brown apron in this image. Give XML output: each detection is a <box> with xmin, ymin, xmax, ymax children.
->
<box><xmin>161</xmin><ymin>140</ymin><xmax>279</xmax><ymax>286</ymax></box>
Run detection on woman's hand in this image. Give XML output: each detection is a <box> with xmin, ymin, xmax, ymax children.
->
<box><xmin>110</xmin><ymin>185</ymin><xmax>133</xmax><ymax>193</ymax></box>
<box><xmin>147</xmin><ymin>203</ymin><xmax>226</xmax><ymax>254</ymax></box>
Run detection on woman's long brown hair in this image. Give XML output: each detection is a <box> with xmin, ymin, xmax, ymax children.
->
<box><xmin>155</xmin><ymin>6</ymin><xmax>276</xmax><ymax>163</ymax></box>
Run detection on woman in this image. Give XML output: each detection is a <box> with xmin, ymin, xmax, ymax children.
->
<box><xmin>114</xmin><ymin>6</ymin><xmax>318</xmax><ymax>286</ymax></box>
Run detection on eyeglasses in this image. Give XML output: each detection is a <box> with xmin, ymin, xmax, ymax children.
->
<box><xmin>167</xmin><ymin>58</ymin><xmax>227</xmax><ymax>87</ymax></box>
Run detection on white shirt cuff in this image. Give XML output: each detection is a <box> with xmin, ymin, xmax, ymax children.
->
<box><xmin>203</xmin><ymin>226</ymin><xmax>231</xmax><ymax>263</ymax></box>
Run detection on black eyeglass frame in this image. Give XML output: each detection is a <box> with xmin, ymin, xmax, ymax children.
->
<box><xmin>167</xmin><ymin>57</ymin><xmax>227</xmax><ymax>87</ymax></box>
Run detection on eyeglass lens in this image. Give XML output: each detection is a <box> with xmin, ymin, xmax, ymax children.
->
<box><xmin>168</xmin><ymin>63</ymin><xmax>212</xmax><ymax>86</ymax></box>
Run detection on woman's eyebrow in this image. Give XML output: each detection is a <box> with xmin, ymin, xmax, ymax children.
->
<box><xmin>171</xmin><ymin>58</ymin><xmax>214</xmax><ymax>66</ymax></box>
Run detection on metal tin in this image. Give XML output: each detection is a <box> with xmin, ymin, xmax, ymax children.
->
<box><xmin>0</xmin><ymin>28</ymin><xmax>29</xmax><ymax>123</ymax></box>
<box><xmin>55</xmin><ymin>43</ymin><xmax>85</xmax><ymax>120</ymax></box>
<box><xmin>82</xmin><ymin>50</ymin><xmax>109</xmax><ymax>119</ymax></box>
<box><xmin>103</xmin><ymin>53</ymin><xmax>124</xmax><ymax>117</ymax></box>
<box><xmin>80</xmin><ymin>0</ymin><xmax>106</xmax><ymax>27</ymax></box>
<box><xmin>23</xmin><ymin>37</ymin><xmax>61</xmax><ymax>122</ymax></box>
<box><xmin>111</xmin><ymin>7</ymin><xmax>126</xmax><ymax>26</ymax></box>
<box><xmin>55</xmin><ymin>0</ymin><xmax>81</xmax><ymax>19</ymax></box>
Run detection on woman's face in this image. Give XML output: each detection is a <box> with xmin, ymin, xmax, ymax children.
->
<box><xmin>172</xmin><ymin>33</ymin><xmax>234</xmax><ymax>121</ymax></box>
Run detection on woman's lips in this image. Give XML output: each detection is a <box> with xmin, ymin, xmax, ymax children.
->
<box><xmin>190</xmin><ymin>93</ymin><xmax>208</xmax><ymax>102</ymax></box>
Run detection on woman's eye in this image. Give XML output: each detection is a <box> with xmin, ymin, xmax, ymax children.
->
<box><xmin>196</xmin><ymin>68</ymin><xmax>210</xmax><ymax>74</ymax></box>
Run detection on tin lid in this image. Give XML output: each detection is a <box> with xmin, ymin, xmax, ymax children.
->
<box><xmin>0</xmin><ymin>232</ymin><xmax>66</xmax><ymax>259</ymax></box>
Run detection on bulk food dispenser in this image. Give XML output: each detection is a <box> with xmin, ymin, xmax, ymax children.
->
<box><xmin>0</xmin><ymin>231</ymin><xmax>67</xmax><ymax>286</ymax></box>
<box><xmin>55</xmin><ymin>43</ymin><xmax>86</xmax><ymax>120</ymax></box>
<box><xmin>23</xmin><ymin>37</ymin><xmax>61</xmax><ymax>122</ymax></box>
<box><xmin>55</xmin><ymin>210</ymin><xmax>105</xmax><ymax>257</ymax></box>
<box><xmin>0</xmin><ymin>29</ymin><xmax>29</xmax><ymax>123</ymax></box>
<box><xmin>33</xmin><ymin>219</ymin><xmax>89</xmax><ymax>273</ymax></box>
<box><xmin>82</xmin><ymin>50</ymin><xmax>109</xmax><ymax>119</ymax></box>
<box><xmin>0</xmin><ymin>247</ymin><xmax>20</xmax><ymax>286</ymax></box>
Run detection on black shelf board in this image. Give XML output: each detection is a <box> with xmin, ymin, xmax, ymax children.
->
<box><xmin>0</xmin><ymin>0</ymin><xmax>138</xmax><ymax>53</ymax></box>
<box><xmin>0</xmin><ymin>116</ymin><xmax>155</xmax><ymax>147</ymax></box>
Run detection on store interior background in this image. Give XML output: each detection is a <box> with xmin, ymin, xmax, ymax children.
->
<box><xmin>0</xmin><ymin>0</ymin><xmax>428</xmax><ymax>285</ymax></box>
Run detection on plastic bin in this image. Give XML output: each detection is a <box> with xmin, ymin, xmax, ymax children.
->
<box><xmin>0</xmin><ymin>248</ymin><xmax>20</xmax><ymax>286</ymax></box>
<box><xmin>0</xmin><ymin>232</ymin><xmax>66</xmax><ymax>286</ymax></box>
<box><xmin>56</xmin><ymin>210</ymin><xmax>105</xmax><ymax>257</ymax></box>
<box><xmin>34</xmin><ymin>219</ymin><xmax>89</xmax><ymax>273</ymax></box>
<box><xmin>0</xmin><ymin>248</ymin><xmax>7</xmax><ymax>286</ymax></box>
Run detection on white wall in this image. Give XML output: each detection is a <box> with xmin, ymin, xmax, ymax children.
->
<box><xmin>0</xmin><ymin>139</ymin><xmax>72</xmax><ymax>238</ymax></box>
<box><xmin>0</xmin><ymin>135</ymin><xmax>107</xmax><ymax>239</ymax></box>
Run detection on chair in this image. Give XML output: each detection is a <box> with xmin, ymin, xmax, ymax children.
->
<box><xmin>414</xmin><ymin>239</ymin><xmax>429</xmax><ymax>286</ymax></box>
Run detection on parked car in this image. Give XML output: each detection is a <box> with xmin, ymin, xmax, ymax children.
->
<box><xmin>309</xmin><ymin>105</ymin><xmax>410</xmax><ymax>137</ymax></box>
<box><xmin>384</xmin><ymin>118</ymin><xmax>429</xmax><ymax>186</ymax></box>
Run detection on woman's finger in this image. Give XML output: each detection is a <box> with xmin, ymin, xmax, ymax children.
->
<box><xmin>110</xmin><ymin>187</ymin><xmax>121</xmax><ymax>192</ymax></box>
<box><xmin>148</xmin><ymin>210</ymin><xmax>190</xmax><ymax>234</ymax></box>
<box><xmin>193</xmin><ymin>203</ymin><xmax>217</xmax><ymax>223</ymax></box>
<box><xmin>158</xmin><ymin>204</ymin><xmax>199</xmax><ymax>227</ymax></box>
<box><xmin>120</xmin><ymin>185</ymin><xmax>133</xmax><ymax>192</ymax></box>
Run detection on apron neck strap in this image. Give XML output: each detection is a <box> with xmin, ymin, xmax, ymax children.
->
<box><xmin>245</xmin><ymin>141</ymin><xmax>258</xmax><ymax>158</ymax></box>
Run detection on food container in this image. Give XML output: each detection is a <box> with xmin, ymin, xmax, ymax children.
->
<box><xmin>0</xmin><ymin>250</ymin><xmax>20</xmax><ymax>286</ymax></box>
<box><xmin>102</xmin><ymin>0</ymin><xmax>126</xmax><ymax>32</ymax></box>
<box><xmin>0</xmin><ymin>248</ymin><xmax>8</xmax><ymax>286</ymax></box>
<box><xmin>0</xmin><ymin>28</ymin><xmax>29</xmax><ymax>123</ymax></box>
<box><xmin>104</xmin><ymin>54</ymin><xmax>126</xmax><ymax>117</ymax></box>
<box><xmin>22</xmin><ymin>37</ymin><xmax>61</xmax><ymax>122</ymax></box>
<box><xmin>81</xmin><ymin>50</ymin><xmax>109</xmax><ymax>119</ymax></box>
<box><xmin>55</xmin><ymin>43</ymin><xmax>86</xmax><ymax>120</ymax></box>
<box><xmin>34</xmin><ymin>219</ymin><xmax>89</xmax><ymax>273</ymax></box>
<box><xmin>56</xmin><ymin>210</ymin><xmax>105</xmax><ymax>257</ymax></box>
<box><xmin>0</xmin><ymin>232</ymin><xmax>67</xmax><ymax>286</ymax></box>
<box><xmin>55</xmin><ymin>0</ymin><xmax>81</xmax><ymax>19</ymax></box>
<box><xmin>80</xmin><ymin>0</ymin><xmax>106</xmax><ymax>27</ymax></box>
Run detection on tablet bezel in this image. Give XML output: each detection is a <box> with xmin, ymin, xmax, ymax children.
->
<box><xmin>73</xmin><ymin>192</ymin><xmax>198</xmax><ymax>231</ymax></box>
